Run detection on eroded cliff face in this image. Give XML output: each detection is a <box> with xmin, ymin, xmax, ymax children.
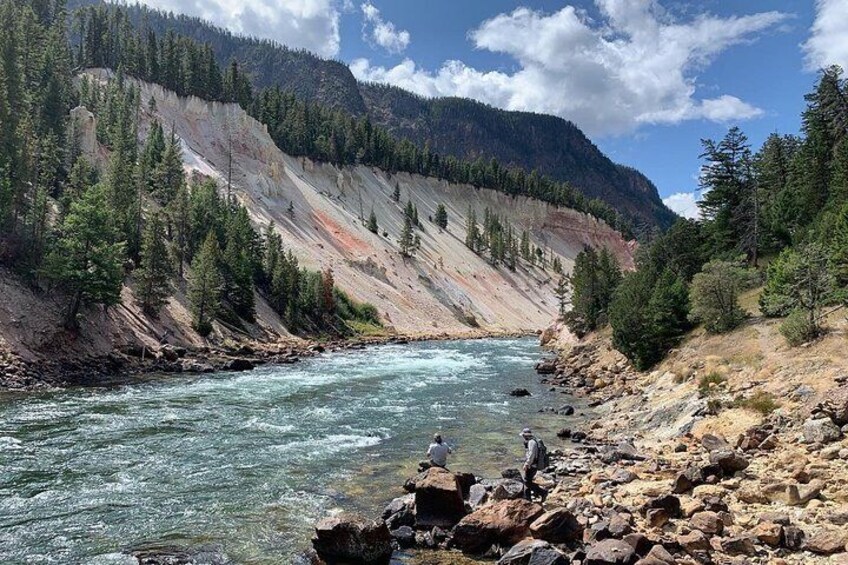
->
<box><xmin>103</xmin><ymin>70</ymin><xmax>632</xmax><ymax>334</ymax></box>
<box><xmin>0</xmin><ymin>71</ymin><xmax>634</xmax><ymax>369</ymax></box>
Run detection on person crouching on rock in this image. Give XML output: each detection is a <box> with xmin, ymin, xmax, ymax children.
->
<box><xmin>426</xmin><ymin>433</ymin><xmax>452</xmax><ymax>469</ymax></box>
<box><xmin>520</xmin><ymin>428</ymin><xmax>548</xmax><ymax>502</ymax></box>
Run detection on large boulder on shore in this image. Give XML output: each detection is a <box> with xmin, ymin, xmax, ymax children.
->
<box><xmin>452</xmin><ymin>499</ymin><xmax>544</xmax><ymax>554</ymax></box>
<box><xmin>413</xmin><ymin>467</ymin><xmax>466</xmax><ymax>529</ymax></box>
<box><xmin>530</xmin><ymin>508</ymin><xmax>583</xmax><ymax>544</ymax></box>
<box><xmin>498</xmin><ymin>539</ymin><xmax>568</xmax><ymax>565</ymax></box>
<box><xmin>312</xmin><ymin>514</ymin><xmax>392</xmax><ymax>564</ymax></box>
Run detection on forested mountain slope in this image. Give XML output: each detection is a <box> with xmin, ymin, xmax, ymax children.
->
<box><xmin>69</xmin><ymin>0</ymin><xmax>676</xmax><ymax>231</ymax></box>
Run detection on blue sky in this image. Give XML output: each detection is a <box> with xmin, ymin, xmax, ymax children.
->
<box><xmin>135</xmin><ymin>0</ymin><xmax>848</xmax><ymax>218</ymax></box>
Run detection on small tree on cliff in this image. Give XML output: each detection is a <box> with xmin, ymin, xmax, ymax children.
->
<box><xmin>189</xmin><ymin>233</ymin><xmax>223</xmax><ymax>336</ymax></box>
<box><xmin>399</xmin><ymin>214</ymin><xmax>415</xmax><ymax>257</ymax></box>
<box><xmin>434</xmin><ymin>203</ymin><xmax>448</xmax><ymax>229</ymax></box>
<box><xmin>367</xmin><ymin>209</ymin><xmax>378</xmax><ymax>234</ymax></box>
<box><xmin>42</xmin><ymin>183</ymin><xmax>125</xmax><ymax>330</ymax></box>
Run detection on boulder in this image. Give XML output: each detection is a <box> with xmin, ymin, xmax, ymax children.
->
<box><xmin>510</xmin><ymin>388</ymin><xmax>532</xmax><ymax>397</ymax></box>
<box><xmin>529</xmin><ymin>508</ymin><xmax>583</xmax><ymax>544</ymax></box>
<box><xmin>708</xmin><ymin>449</ymin><xmax>749</xmax><ymax>474</ymax></box>
<box><xmin>600</xmin><ymin>441</ymin><xmax>647</xmax><ymax>464</ymax></box>
<box><xmin>535</xmin><ymin>360</ymin><xmax>558</xmax><ymax>375</ymax></box>
<box><xmin>584</xmin><ymin>539</ymin><xmax>638</xmax><ymax>565</ymax></box>
<box><xmin>677</xmin><ymin>530</ymin><xmax>710</xmax><ymax>553</ymax></box>
<box><xmin>390</xmin><ymin>526</ymin><xmax>415</xmax><ymax>549</ymax></box>
<box><xmin>634</xmin><ymin>545</ymin><xmax>675</xmax><ymax>565</ymax></box>
<box><xmin>502</xmin><ymin>468</ymin><xmax>522</xmax><ymax>480</ymax></box>
<box><xmin>498</xmin><ymin>539</ymin><xmax>567</xmax><ymax>565</ymax></box>
<box><xmin>672</xmin><ymin>467</ymin><xmax>702</xmax><ymax>494</ymax></box>
<box><xmin>804</xmin><ymin>530</ymin><xmax>848</xmax><ymax>555</ymax></box>
<box><xmin>751</xmin><ymin>522</ymin><xmax>783</xmax><ymax>547</ymax></box>
<box><xmin>414</xmin><ymin>467</ymin><xmax>466</xmax><ymax>529</ymax></box>
<box><xmin>492</xmin><ymin>479</ymin><xmax>526</xmax><ymax>501</ymax></box>
<box><xmin>382</xmin><ymin>495</ymin><xmax>415</xmax><ymax>530</ymax></box>
<box><xmin>225</xmin><ymin>358</ymin><xmax>255</xmax><ymax>372</ymax></box>
<box><xmin>643</xmin><ymin>495</ymin><xmax>681</xmax><ymax>519</ymax></box>
<box><xmin>452</xmin><ymin>499</ymin><xmax>544</xmax><ymax>554</ymax></box>
<box><xmin>312</xmin><ymin>514</ymin><xmax>392</xmax><ymax>565</ymax></box>
<box><xmin>700</xmin><ymin>433</ymin><xmax>730</xmax><ymax>452</ymax></box>
<box><xmin>803</xmin><ymin>417</ymin><xmax>842</xmax><ymax>444</ymax></box>
<box><xmin>783</xmin><ymin>525</ymin><xmax>806</xmax><ymax>551</ymax></box>
<box><xmin>690</xmin><ymin>511</ymin><xmax>723</xmax><ymax>536</ymax></box>
<box><xmin>468</xmin><ymin>484</ymin><xmax>489</xmax><ymax>508</ymax></box>
<box><xmin>824</xmin><ymin>387</ymin><xmax>848</xmax><ymax>425</ymax></box>
<box><xmin>717</xmin><ymin>535</ymin><xmax>755</xmax><ymax>556</ymax></box>
<box><xmin>623</xmin><ymin>533</ymin><xmax>652</xmax><ymax>556</ymax></box>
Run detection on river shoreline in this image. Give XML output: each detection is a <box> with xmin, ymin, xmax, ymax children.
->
<box><xmin>315</xmin><ymin>328</ymin><xmax>848</xmax><ymax>564</ymax></box>
<box><xmin>0</xmin><ymin>328</ymin><xmax>539</xmax><ymax>393</ymax></box>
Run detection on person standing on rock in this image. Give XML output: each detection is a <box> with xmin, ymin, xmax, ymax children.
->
<box><xmin>426</xmin><ymin>433</ymin><xmax>452</xmax><ymax>469</ymax></box>
<box><xmin>520</xmin><ymin>428</ymin><xmax>548</xmax><ymax>502</ymax></box>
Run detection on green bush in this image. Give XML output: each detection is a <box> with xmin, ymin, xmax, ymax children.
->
<box><xmin>689</xmin><ymin>260</ymin><xmax>751</xmax><ymax>333</ymax></box>
<box><xmin>698</xmin><ymin>372</ymin><xmax>726</xmax><ymax>395</ymax></box>
<box><xmin>779</xmin><ymin>308</ymin><xmax>819</xmax><ymax>346</ymax></box>
<box><xmin>734</xmin><ymin>391</ymin><xmax>780</xmax><ymax>415</ymax></box>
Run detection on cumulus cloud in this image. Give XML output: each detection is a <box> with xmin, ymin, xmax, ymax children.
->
<box><xmin>663</xmin><ymin>191</ymin><xmax>701</xmax><ymax>220</ymax></box>
<box><xmin>361</xmin><ymin>2</ymin><xmax>410</xmax><ymax>53</ymax></box>
<box><xmin>351</xmin><ymin>1</ymin><xmax>788</xmax><ymax>136</ymax></box>
<box><xmin>130</xmin><ymin>0</ymin><xmax>341</xmax><ymax>58</ymax></box>
<box><xmin>804</xmin><ymin>0</ymin><xmax>848</xmax><ymax>71</ymax></box>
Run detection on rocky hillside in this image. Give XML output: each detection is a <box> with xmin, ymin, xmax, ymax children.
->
<box><xmin>69</xmin><ymin>1</ymin><xmax>676</xmax><ymax>231</ymax></box>
<box><xmin>0</xmin><ymin>70</ymin><xmax>633</xmax><ymax>386</ymax></box>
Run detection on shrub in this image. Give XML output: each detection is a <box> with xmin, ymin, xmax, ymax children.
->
<box><xmin>735</xmin><ymin>391</ymin><xmax>780</xmax><ymax>415</ymax></box>
<box><xmin>779</xmin><ymin>308</ymin><xmax>819</xmax><ymax>346</ymax></box>
<box><xmin>698</xmin><ymin>372</ymin><xmax>727</xmax><ymax>395</ymax></box>
<box><xmin>689</xmin><ymin>260</ymin><xmax>751</xmax><ymax>333</ymax></box>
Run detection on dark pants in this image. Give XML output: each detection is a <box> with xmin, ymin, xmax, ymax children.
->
<box><xmin>523</xmin><ymin>466</ymin><xmax>548</xmax><ymax>501</ymax></box>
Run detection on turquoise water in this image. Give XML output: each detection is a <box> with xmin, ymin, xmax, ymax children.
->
<box><xmin>0</xmin><ymin>338</ymin><xmax>574</xmax><ymax>564</ymax></box>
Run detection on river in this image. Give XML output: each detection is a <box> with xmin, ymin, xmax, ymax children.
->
<box><xmin>0</xmin><ymin>337</ymin><xmax>576</xmax><ymax>564</ymax></box>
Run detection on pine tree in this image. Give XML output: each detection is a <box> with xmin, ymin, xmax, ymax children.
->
<box><xmin>392</xmin><ymin>182</ymin><xmax>400</xmax><ymax>202</ymax></box>
<box><xmin>189</xmin><ymin>232</ymin><xmax>223</xmax><ymax>336</ymax></box>
<box><xmin>136</xmin><ymin>212</ymin><xmax>173</xmax><ymax>315</ymax></box>
<box><xmin>222</xmin><ymin>205</ymin><xmax>257</xmax><ymax>321</ymax></box>
<box><xmin>153</xmin><ymin>127</ymin><xmax>185</xmax><ymax>205</ymax></box>
<box><xmin>465</xmin><ymin>206</ymin><xmax>479</xmax><ymax>250</ymax></box>
<box><xmin>42</xmin><ymin>183</ymin><xmax>125</xmax><ymax>329</ymax></box>
<box><xmin>367</xmin><ymin>209</ymin><xmax>378</xmax><ymax>234</ymax></box>
<box><xmin>399</xmin><ymin>213</ymin><xmax>415</xmax><ymax>257</ymax></box>
<box><xmin>434</xmin><ymin>203</ymin><xmax>448</xmax><ymax>229</ymax></box>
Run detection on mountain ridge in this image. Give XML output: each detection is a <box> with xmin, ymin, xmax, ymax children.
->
<box><xmin>69</xmin><ymin>0</ymin><xmax>676</xmax><ymax>231</ymax></box>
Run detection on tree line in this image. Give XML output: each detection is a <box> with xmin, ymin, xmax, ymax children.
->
<box><xmin>0</xmin><ymin>0</ymin><xmax>378</xmax><ymax>337</ymax></box>
<box><xmin>71</xmin><ymin>3</ymin><xmax>633</xmax><ymax>237</ymax></box>
<box><xmin>564</xmin><ymin>65</ymin><xmax>848</xmax><ymax>368</ymax></box>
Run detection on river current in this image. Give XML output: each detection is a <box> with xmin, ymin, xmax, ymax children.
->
<box><xmin>0</xmin><ymin>337</ymin><xmax>574</xmax><ymax>564</ymax></box>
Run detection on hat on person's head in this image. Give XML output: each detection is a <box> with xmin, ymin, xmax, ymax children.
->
<box><xmin>520</xmin><ymin>428</ymin><xmax>533</xmax><ymax>438</ymax></box>
<box><xmin>434</xmin><ymin>433</ymin><xmax>442</xmax><ymax>442</ymax></box>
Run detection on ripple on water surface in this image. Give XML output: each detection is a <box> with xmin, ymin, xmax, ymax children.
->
<box><xmin>0</xmin><ymin>337</ymin><xmax>575</xmax><ymax>564</ymax></box>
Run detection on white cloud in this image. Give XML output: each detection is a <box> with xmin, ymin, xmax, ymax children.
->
<box><xmin>130</xmin><ymin>0</ymin><xmax>341</xmax><ymax>58</ymax></box>
<box><xmin>663</xmin><ymin>191</ymin><xmax>701</xmax><ymax>220</ymax></box>
<box><xmin>360</xmin><ymin>2</ymin><xmax>410</xmax><ymax>53</ymax></box>
<box><xmin>352</xmin><ymin>1</ymin><xmax>788</xmax><ymax>136</ymax></box>
<box><xmin>803</xmin><ymin>0</ymin><xmax>848</xmax><ymax>71</ymax></box>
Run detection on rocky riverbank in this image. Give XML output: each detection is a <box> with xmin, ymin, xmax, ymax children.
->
<box><xmin>298</xmin><ymin>322</ymin><xmax>848</xmax><ymax>564</ymax></box>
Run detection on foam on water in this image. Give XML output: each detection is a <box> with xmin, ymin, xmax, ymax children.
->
<box><xmin>0</xmin><ymin>337</ymin><xmax>573</xmax><ymax>564</ymax></box>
